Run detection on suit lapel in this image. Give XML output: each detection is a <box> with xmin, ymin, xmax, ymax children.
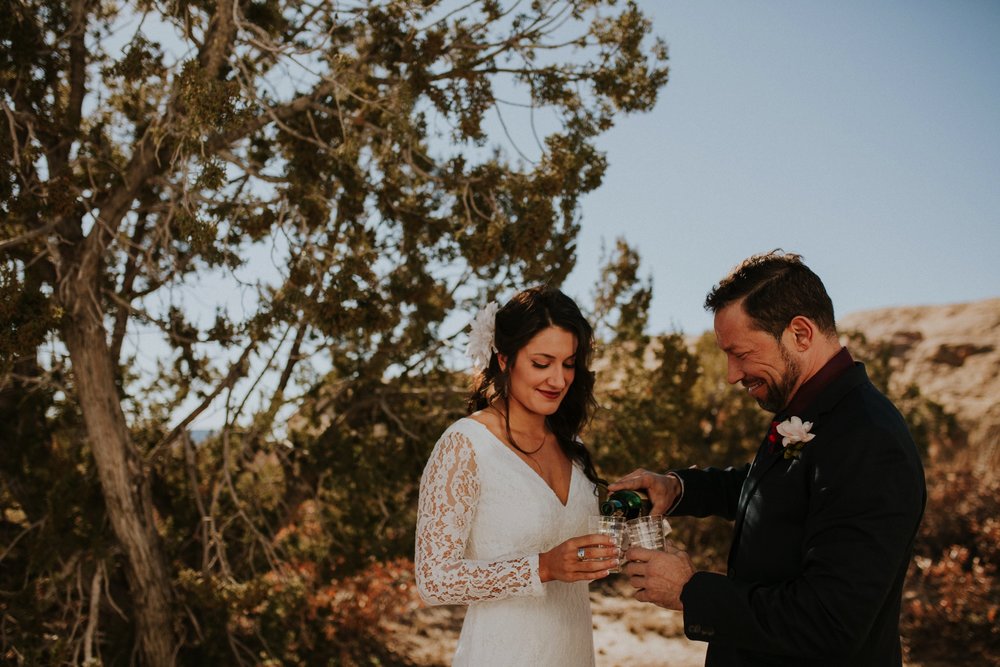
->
<box><xmin>739</xmin><ymin>447</ymin><xmax>785</xmax><ymax>513</ymax></box>
<box><xmin>729</xmin><ymin>431</ymin><xmax>784</xmax><ymax>569</ymax></box>
<box><xmin>727</xmin><ymin>364</ymin><xmax>872</xmax><ymax>570</ymax></box>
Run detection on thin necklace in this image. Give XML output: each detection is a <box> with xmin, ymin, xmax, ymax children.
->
<box><xmin>488</xmin><ymin>405</ymin><xmax>548</xmax><ymax>455</ymax></box>
<box><xmin>521</xmin><ymin>432</ymin><xmax>547</xmax><ymax>476</ymax></box>
<box><xmin>521</xmin><ymin>430</ymin><xmax>547</xmax><ymax>455</ymax></box>
<box><xmin>509</xmin><ymin>426</ymin><xmax>547</xmax><ymax>455</ymax></box>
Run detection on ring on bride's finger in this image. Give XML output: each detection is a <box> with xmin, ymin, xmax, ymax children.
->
<box><xmin>576</xmin><ymin>547</ymin><xmax>586</xmax><ymax>561</ymax></box>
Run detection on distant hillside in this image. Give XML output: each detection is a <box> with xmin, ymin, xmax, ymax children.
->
<box><xmin>839</xmin><ymin>298</ymin><xmax>1000</xmax><ymax>470</ymax></box>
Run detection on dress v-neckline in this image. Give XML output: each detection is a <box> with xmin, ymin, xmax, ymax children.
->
<box><xmin>465</xmin><ymin>418</ymin><xmax>575</xmax><ymax>507</ymax></box>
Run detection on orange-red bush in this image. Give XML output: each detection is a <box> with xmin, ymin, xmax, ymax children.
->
<box><xmin>903</xmin><ymin>470</ymin><xmax>1000</xmax><ymax>665</ymax></box>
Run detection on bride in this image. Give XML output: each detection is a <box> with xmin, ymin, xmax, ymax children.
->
<box><xmin>415</xmin><ymin>286</ymin><xmax>617</xmax><ymax>666</ymax></box>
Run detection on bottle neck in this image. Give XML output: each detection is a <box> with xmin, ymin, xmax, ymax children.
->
<box><xmin>600</xmin><ymin>499</ymin><xmax>625</xmax><ymax>517</ymax></box>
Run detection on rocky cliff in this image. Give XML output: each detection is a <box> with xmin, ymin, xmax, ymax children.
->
<box><xmin>839</xmin><ymin>298</ymin><xmax>1000</xmax><ymax>471</ymax></box>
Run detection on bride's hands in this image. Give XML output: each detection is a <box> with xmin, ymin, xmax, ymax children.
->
<box><xmin>538</xmin><ymin>534</ymin><xmax>618</xmax><ymax>583</ymax></box>
<box><xmin>608</xmin><ymin>468</ymin><xmax>682</xmax><ymax>516</ymax></box>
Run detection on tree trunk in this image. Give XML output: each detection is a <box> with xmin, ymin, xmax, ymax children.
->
<box><xmin>62</xmin><ymin>305</ymin><xmax>177</xmax><ymax>667</ymax></box>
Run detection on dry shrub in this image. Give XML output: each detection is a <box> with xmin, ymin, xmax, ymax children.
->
<box><xmin>903</xmin><ymin>469</ymin><xmax>1000</xmax><ymax>666</ymax></box>
<box><xmin>175</xmin><ymin>558</ymin><xmax>421</xmax><ymax>666</ymax></box>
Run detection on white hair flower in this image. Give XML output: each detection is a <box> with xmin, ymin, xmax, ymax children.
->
<box><xmin>466</xmin><ymin>301</ymin><xmax>499</xmax><ymax>372</ymax></box>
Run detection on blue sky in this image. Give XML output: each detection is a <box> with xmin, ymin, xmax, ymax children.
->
<box><xmin>124</xmin><ymin>1</ymin><xmax>999</xmax><ymax>431</ymax></box>
<box><xmin>562</xmin><ymin>0</ymin><xmax>1000</xmax><ymax>335</ymax></box>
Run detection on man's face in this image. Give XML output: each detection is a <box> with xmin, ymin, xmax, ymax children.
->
<box><xmin>714</xmin><ymin>302</ymin><xmax>802</xmax><ymax>413</ymax></box>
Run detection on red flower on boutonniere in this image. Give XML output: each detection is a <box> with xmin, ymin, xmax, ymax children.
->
<box><xmin>776</xmin><ymin>416</ymin><xmax>815</xmax><ymax>460</ymax></box>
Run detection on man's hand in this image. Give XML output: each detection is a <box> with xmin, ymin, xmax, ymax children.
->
<box><xmin>608</xmin><ymin>469</ymin><xmax>682</xmax><ymax>516</ymax></box>
<box><xmin>622</xmin><ymin>543</ymin><xmax>695</xmax><ymax>611</ymax></box>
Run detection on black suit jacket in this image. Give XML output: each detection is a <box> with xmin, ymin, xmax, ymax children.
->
<box><xmin>672</xmin><ymin>363</ymin><xmax>926</xmax><ymax>666</ymax></box>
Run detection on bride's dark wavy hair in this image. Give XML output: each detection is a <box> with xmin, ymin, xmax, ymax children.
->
<box><xmin>467</xmin><ymin>286</ymin><xmax>605</xmax><ymax>489</ymax></box>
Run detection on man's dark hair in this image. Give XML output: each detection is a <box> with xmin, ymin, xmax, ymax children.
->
<box><xmin>704</xmin><ymin>250</ymin><xmax>837</xmax><ymax>339</ymax></box>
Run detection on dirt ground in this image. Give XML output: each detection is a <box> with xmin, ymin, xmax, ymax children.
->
<box><xmin>383</xmin><ymin>577</ymin><xmax>939</xmax><ymax>666</ymax></box>
<box><xmin>383</xmin><ymin>578</ymin><xmax>707</xmax><ymax>666</ymax></box>
<box><xmin>589</xmin><ymin>583</ymin><xmax>708</xmax><ymax>667</ymax></box>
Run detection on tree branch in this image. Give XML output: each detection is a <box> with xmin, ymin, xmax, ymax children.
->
<box><xmin>52</xmin><ymin>0</ymin><xmax>89</xmax><ymax>173</ymax></box>
<box><xmin>1</xmin><ymin>99</ymin><xmax>24</xmax><ymax>171</ymax></box>
<box><xmin>198</xmin><ymin>0</ymin><xmax>237</xmax><ymax>74</ymax></box>
<box><xmin>147</xmin><ymin>340</ymin><xmax>256</xmax><ymax>463</ymax></box>
<box><xmin>83</xmin><ymin>0</ymin><xmax>241</xmax><ymax>261</ymax></box>
<box><xmin>82</xmin><ymin>563</ymin><xmax>103</xmax><ymax>664</ymax></box>
<box><xmin>0</xmin><ymin>221</ymin><xmax>59</xmax><ymax>253</ymax></box>
<box><xmin>110</xmin><ymin>211</ymin><xmax>151</xmax><ymax>366</ymax></box>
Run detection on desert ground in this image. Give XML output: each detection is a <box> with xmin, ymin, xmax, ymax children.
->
<box><xmin>385</xmin><ymin>578</ymin><xmax>706</xmax><ymax>667</ymax></box>
<box><xmin>385</xmin><ymin>579</ymin><xmax>939</xmax><ymax>666</ymax></box>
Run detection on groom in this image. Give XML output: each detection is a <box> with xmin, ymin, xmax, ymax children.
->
<box><xmin>611</xmin><ymin>251</ymin><xmax>926</xmax><ymax>666</ymax></box>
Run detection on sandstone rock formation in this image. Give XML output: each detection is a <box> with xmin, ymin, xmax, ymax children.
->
<box><xmin>839</xmin><ymin>298</ymin><xmax>1000</xmax><ymax>472</ymax></box>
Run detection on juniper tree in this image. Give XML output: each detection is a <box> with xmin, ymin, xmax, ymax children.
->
<box><xmin>1</xmin><ymin>1</ymin><xmax>667</xmax><ymax>663</ymax></box>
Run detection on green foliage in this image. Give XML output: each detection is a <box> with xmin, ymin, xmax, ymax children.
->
<box><xmin>285</xmin><ymin>370</ymin><xmax>466</xmax><ymax>574</ymax></box>
<box><xmin>3</xmin><ymin>0</ymin><xmax>667</xmax><ymax>660</ymax></box>
<box><xmin>0</xmin><ymin>263</ymin><xmax>58</xmax><ymax>374</ymax></box>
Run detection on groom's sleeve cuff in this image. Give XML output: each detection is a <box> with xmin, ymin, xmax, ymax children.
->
<box><xmin>665</xmin><ymin>471</ymin><xmax>684</xmax><ymax>515</ymax></box>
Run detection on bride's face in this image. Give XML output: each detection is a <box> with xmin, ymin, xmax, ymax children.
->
<box><xmin>500</xmin><ymin>325</ymin><xmax>578</xmax><ymax>418</ymax></box>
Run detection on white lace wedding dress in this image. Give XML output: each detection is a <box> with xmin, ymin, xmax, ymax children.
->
<box><xmin>415</xmin><ymin>418</ymin><xmax>599</xmax><ymax>666</ymax></box>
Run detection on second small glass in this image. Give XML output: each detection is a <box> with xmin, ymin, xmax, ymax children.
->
<box><xmin>626</xmin><ymin>514</ymin><xmax>672</xmax><ymax>550</ymax></box>
<box><xmin>588</xmin><ymin>515</ymin><xmax>628</xmax><ymax>573</ymax></box>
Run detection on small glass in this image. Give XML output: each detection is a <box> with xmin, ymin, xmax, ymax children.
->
<box><xmin>626</xmin><ymin>515</ymin><xmax>672</xmax><ymax>550</ymax></box>
<box><xmin>588</xmin><ymin>515</ymin><xmax>628</xmax><ymax>573</ymax></box>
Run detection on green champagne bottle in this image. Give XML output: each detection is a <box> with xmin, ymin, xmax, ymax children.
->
<box><xmin>600</xmin><ymin>489</ymin><xmax>651</xmax><ymax>519</ymax></box>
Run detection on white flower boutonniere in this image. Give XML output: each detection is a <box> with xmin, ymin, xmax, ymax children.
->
<box><xmin>776</xmin><ymin>416</ymin><xmax>816</xmax><ymax>460</ymax></box>
<box><xmin>466</xmin><ymin>301</ymin><xmax>499</xmax><ymax>372</ymax></box>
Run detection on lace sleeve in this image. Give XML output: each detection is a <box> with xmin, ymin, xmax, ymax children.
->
<box><xmin>415</xmin><ymin>428</ymin><xmax>544</xmax><ymax>605</ymax></box>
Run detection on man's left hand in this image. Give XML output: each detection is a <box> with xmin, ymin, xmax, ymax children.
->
<box><xmin>623</xmin><ymin>543</ymin><xmax>695</xmax><ymax>611</ymax></box>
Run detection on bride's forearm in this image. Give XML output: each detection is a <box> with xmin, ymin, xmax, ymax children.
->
<box><xmin>415</xmin><ymin>553</ymin><xmax>546</xmax><ymax>604</ymax></box>
<box><xmin>538</xmin><ymin>551</ymin><xmax>552</xmax><ymax>582</ymax></box>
